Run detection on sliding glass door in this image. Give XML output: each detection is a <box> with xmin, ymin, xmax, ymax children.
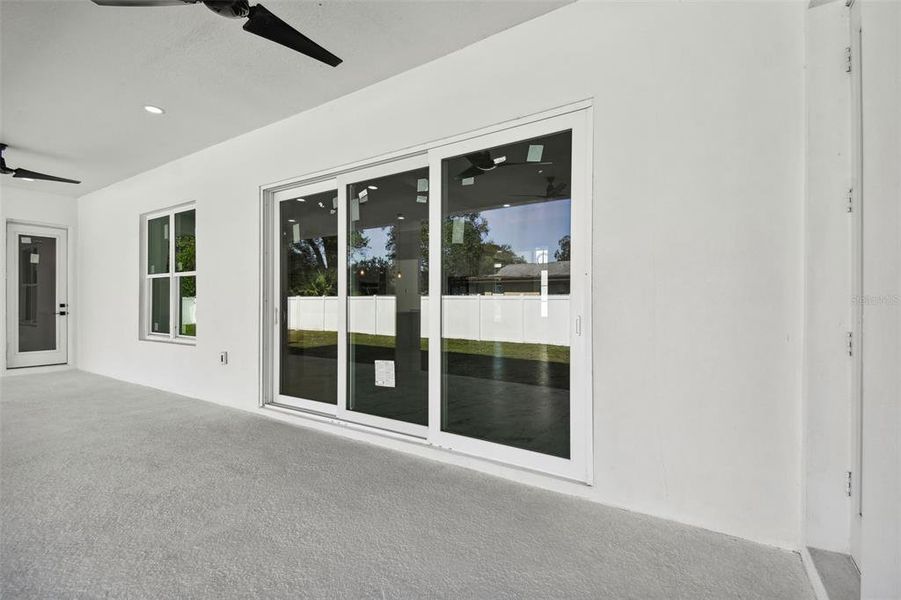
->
<box><xmin>274</xmin><ymin>179</ymin><xmax>340</xmax><ymax>413</ymax></box>
<box><xmin>270</xmin><ymin>109</ymin><xmax>591</xmax><ymax>480</ymax></box>
<box><xmin>341</xmin><ymin>158</ymin><xmax>430</xmax><ymax>435</ymax></box>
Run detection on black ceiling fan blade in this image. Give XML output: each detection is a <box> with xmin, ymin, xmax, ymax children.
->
<box><xmin>243</xmin><ymin>4</ymin><xmax>342</xmax><ymax>67</ymax></box>
<box><xmin>13</xmin><ymin>168</ymin><xmax>81</xmax><ymax>184</ymax></box>
<box><xmin>91</xmin><ymin>0</ymin><xmax>192</xmax><ymax>6</ymax></box>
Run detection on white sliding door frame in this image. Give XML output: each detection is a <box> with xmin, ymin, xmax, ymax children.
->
<box><xmin>335</xmin><ymin>154</ymin><xmax>430</xmax><ymax>439</ymax></box>
<box><xmin>427</xmin><ymin>110</ymin><xmax>593</xmax><ymax>483</ymax></box>
<box><xmin>272</xmin><ymin>177</ymin><xmax>340</xmax><ymax>415</ymax></box>
<box><xmin>260</xmin><ymin>101</ymin><xmax>593</xmax><ymax>483</ymax></box>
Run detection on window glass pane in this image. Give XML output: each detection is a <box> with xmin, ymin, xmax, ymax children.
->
<box><xmin>150</xmin><ymin>278</ymin><xmax>170</xmax><ymax>334</ymax></box>
<box><xmin>347</xmin><ymin>167</ymin><xmax>429</xmax><ymax>425</ymax></box>
<box><xmin>179</xmin><ymin>276</ymin><xmax>196</xmax><ymax>336</ymax></box>
<box><xmin>441</xmin><ymin>130</ymin><xmax>572</xmax><ymax>458</ymax></box>
<box><xmin>18</xmin><ymin>235</ymin><xmax>57</xmax><ymax>353</ymax></box>
<box><xmin>280</xmin><ymin>189</ymin><xmax>339</xmax><ymax>404</ymax></box>
<box><xmin>175</xmin><ymin>209</ymin><xmax>196</xmax><ymax>272</ymax></box>
<box><xmin>147</xmin><ymin>216</ymin><xmax>169</xmax><ymax>275</ymax></box>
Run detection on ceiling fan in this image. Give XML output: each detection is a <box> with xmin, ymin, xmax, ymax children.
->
<box><xmin>456</xmin><ymin>150</ymin><xmax>552</xmax><ymax>181</ymax></box>
<box><xmin>0</xmin><ymin>144</ymin><xmax>81</xmax><ymax>184</ymax></box>
<box><xmin>509</xmin><ymin>176</ymin><xmax>568</xmax><ymax>200</ymax></box>
<box><xmin>91</xmin><ymin>0</ymin><xmax>342</xmax><ymax>67</ymax></box>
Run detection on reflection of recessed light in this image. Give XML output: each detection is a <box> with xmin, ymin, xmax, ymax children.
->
<box><xmin>21</xmin><ymin>177</ymin><xmax>35</xmax><ymax>182</ymax></box>
<box><xmin>368</xmin><ymin>185</ymin><xmax>378</xmax><ymax>190</ymax></box>
<box><xmin>494</xmin><ymin>263</ymin><xmax>502</xmax><ymax>268</ymax></box>
<box><xmin>538</xmin><ymin>170</ymin><xmax>543</xmax><ymax>174</ymax></box>
<box><xmin>503</xmin><ymin>203</ymin><xmax>511</xmax><ymax>208</ymax></box>
<box><xmin>359</xmin><ymin>270</ymin><xmax>365</xmax><ymax>276</ymax></box>
<box><xmin>318</xmin><ymin>201</ymin><xmax>325</xmax><ymax>208</ymax></box>
<box><xmin>397</xmin><ymin>214</ymin><xmax>405</xmax><ymax>220</ymax></box>
<box><xmin>287</xmin><ymin>219</ymin><xmax>296</xmax><ymax>223</ymax></box>
<box><xmin>143</xmin><ymin>105</ymin><xmax>165</xmax><ymax>115</ymax></box>
<box><xmin>296</xmin><ymin>198</ymin><xmax>305</xmax><ymax>202</ymax></box>
<box><xmin>397</xmin><ymin>272</ymin><xmax>402</xmax><ymax>279</ymax></box>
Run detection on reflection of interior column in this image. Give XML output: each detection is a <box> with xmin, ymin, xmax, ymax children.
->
<box><xmin>393</xmin><ymin>224</ymin><xmax>423</xmax><ymax>375</ymax></box>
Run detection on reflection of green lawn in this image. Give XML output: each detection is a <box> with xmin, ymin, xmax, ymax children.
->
<box><xmin>287</xmin><ymin>330</ymin><xmax>569</xmax><ymax>364</ymax></box>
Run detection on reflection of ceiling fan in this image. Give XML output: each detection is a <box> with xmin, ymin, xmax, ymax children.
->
<box><xmin>456</xmin><ymin>150</ymin><xmax>551</xmax><ymax>180</ymax></box>
<box><xmin>0</xmin><ymin>144</ymin><xmax>81</xmax><ymax>184</ymax></box>
<box><xmin>90</xmin><ymin>0</ymin><xmax>342</xmax><ymax>67</ymax></box>
<box><xmin>509</xmin><ymin>176</ymin><xmax>567</xmax><ymax>200</ymax></box>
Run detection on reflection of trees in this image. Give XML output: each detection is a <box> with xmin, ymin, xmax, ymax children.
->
<box><xmin>287</xmin><ymin>236</ymin><xmax>337</xmax><ymax>296</ymax></box>
<box><xmin>176</xmin><ymin>234</ymin><xmax>196</xmax><ymax>296</ymax></box>
<box><xmin>442</xmin><ymin>213</ymin><xmax>525</xmax><ymax>280</ymax></box>
<box><xmin>555</xmin><ymin>234</ymin><xmax>570</xmax><ymax>262</ymax></box>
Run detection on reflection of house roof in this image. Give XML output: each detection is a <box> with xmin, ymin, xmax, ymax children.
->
<box><xmin>495</xmin><ymin>261</ymin><xmax>570</xmax><ymax>278</ymax></box>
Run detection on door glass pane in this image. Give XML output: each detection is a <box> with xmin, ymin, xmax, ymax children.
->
<box><xmin>441</xmin><ymin>130</ymin><xmax>572</xmax><ymax>458</ymax></box>
<box><xmin>178</xmin><ymin>276</ymin><xmax>197</xmax><ymax>336</ymax></box>
<box><xmin>18</xmin><ymin>235</ymin><xmax>57</xmax><ymax>352</ymax></box>
<box><xmin>347</xmin><ymin>167</ymin><xmax>429</xmax><ymax>425</ymax></box>
<box><xmin>147</xmin><ymin>215</ymin><xmax>169</xmax><ymax>274</ymax></box>
<box><xmin>175</xmin><ymin>209</ymin><xmax>196</xmax><ymax>272</ymax></box>
<box><xmin>280</xmin><ymin>189</ymin><xmax>339</xmax><ymax>404</ymax></box>
<box><xmin>150</xmin><ymin>278</ymin><xmax>170</xmax><ymax>334</ymax></box>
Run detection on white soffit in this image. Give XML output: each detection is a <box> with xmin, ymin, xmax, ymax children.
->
<box><xmin>0</xmin><ymin>0</ymin><xmax>570</xmax><ymax>196</ymax></box>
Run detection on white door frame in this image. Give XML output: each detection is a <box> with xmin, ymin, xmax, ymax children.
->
<box><xmin>260</xmin><ymin>101</ymin><xmax>594</xmax><ymax>482</ymax></box>
<box><xmin>335</xmin><ymin>154</ymin><xmax>430</xmax><ymax>438</ymax></box>
<box><xmin>272</xmin><ymin>177</ymin><xmax>340</xmax><ymax>415</ymax></box>
<box><xmin>848</xmin><ymin>0</ymin><xmax>863</xmax><ymax>568</ymax></box>
<box><xmin>5</xmin><ymin>221</ymin><xmax>69</xmax><ymax>369</ymax></box>
<box><xmin>427</xmin><ymin>110</ymin><xmax>593</xmax><ymax>482</ymax></box>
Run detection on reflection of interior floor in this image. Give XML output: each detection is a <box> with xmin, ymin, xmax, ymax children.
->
<box><xmin>281</xmin><ymin>345</ymin><xmax>570</xmax><ymax>458</ymax></box>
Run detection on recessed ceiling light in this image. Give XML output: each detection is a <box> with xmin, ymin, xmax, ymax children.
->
<box><xmin>143</xmin><ymin>105</ymin><xmax>165</xmax><ymax>115</ymax></box>
<box><xmin>295</xmin><ymin>198</ymin><xmax>305</xmax><ymax>202</ymax></box>
<box><xmin>368</xmin><ymin>185</ymin><xmax>378</xmax><ymax>190</ymax></box>
<box><xmin>397</xmin><ymin>214</ymin><xmax>405</xmax><ymax>220</ymax></box>
<box><xmin>21</xmin><ymin>177</ymin><xmax>35</xmax><ymax>182</ymax></box>
<box><xmin>503</xmin><ymin>203</ymin><xmax>511</xmax><ymax>208</ymax></box>
<box><xmin>287</xmin><ymin>219</ymin><xmax>296</xmax><ymax>223</ymax></box>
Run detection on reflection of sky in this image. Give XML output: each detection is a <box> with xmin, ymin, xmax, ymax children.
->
<box><xmin>354</xmin><ymin>198</ymin><xmax>571</xmax><ymax>263</ymax></box>
<box><xmin>357</xmin><ymin>227</ymin><xmax>391</xmax><ymax>259</ymax></box>
<box><xmin>484</xmin><ymin>199</ymin><xmax>570</xmax><ymax>263</ymax></box>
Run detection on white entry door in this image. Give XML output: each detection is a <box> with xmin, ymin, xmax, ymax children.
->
<box><xmin>6</xmin><ymin>223</ymin><xmax>69</xmax><ymax>368</ymax></box>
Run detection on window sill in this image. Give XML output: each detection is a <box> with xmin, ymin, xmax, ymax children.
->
<box><xmin>141</xmin><ymin>335</ymin><xmax>196</xmax><ymax>346</ymax></box>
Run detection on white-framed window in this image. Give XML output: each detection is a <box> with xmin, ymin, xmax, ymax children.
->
<box><xmin>140</xmin><ymin>204</ymin><xmax>196</xmax><ymax>343</ymax></box>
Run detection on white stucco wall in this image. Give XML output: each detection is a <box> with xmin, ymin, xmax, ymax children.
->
<box><xmin>75</xmin><ymin>1</ymin><xmax>806</xmax><ymax>549</ymax></box>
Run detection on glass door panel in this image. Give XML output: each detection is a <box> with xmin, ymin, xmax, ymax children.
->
<box><xmin>279</xmin><ymin>187</ymin><xmax>339</xmax><ymax>406</ymax></box>
<box><xmin>18</xmin><ymin>235</ymin><xmax>58</xmax><ymax>353</ymax></box>
<box><xmin>440</xmin><ymin>130</ymin><xmax>573</xmax><ymax>458</ymax></box>
<box><xmin>346</xmin><ymin>166</ymin><xmax>430</xmax><ymax>427</ymax></box>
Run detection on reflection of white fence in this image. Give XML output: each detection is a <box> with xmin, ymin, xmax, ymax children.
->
<box><xmin>286</xmin><ymin>295</ymin><xmax>570</xmax><ymax>346</ymax></box>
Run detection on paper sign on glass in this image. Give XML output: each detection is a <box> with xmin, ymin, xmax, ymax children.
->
<box><xmin>452</xmin><ymin>217</ymin><xmax>465</xmax><ymax>244</ymax></box>
<box><xmin>351</xmin><ymin>197</ymin><xmax>360</xmax><ymax>222</ymax></box>
<box><xmin>416</xmin><ymin>195</ymin><xmax>427</xmax><ymax>204</ymax></box>
<box><xmin>292</xmin><ymin>223</ymin><xmax>301</xmax><ymax>243</ymax></box>
<box><xmin>417</xmin><ymin>178</ymin><xmax>429</xmax><ymax>192</ymax></box>
<box><xmin>163</xmin><ymin>223</ymin><xmax>169</xmax><ymax>239</ymax></box>
<box><xmin>374</xmin><ymin>360</ymin><xmax>395</xmax><ymax>388</ymax></box>
<box><xmin>358</xmin><ymin>189</ymin><xmax>368</xmax><ymax>203</ymax></box>
<box><xmin>461</xmin><ymin>177</ymin><xmax>474</xmax><ymax>186</ymax></box>
<box><xmin>21</xmin><ymin>237</ymin><xmax>31</xmax><ymax>244</ymax></box>
<box><xmin>30</xmin><ymin>253</ymin><xmax>40</xmax><ymax>264</ymax></box>
<box><xmin>526</xmin><ymin>144</ymin><xmax>544</xmax><ymax>162</ymax></box>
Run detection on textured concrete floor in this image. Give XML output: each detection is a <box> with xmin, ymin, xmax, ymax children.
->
<box><xmin>1</xmin><ymin>371</ymin><xmax>815</xmax><ymax>599</ymax></box>
<box><xmin>809</xmin><ymin>547</ymin><xmax>860</xmax><ymax>600</ymax></box>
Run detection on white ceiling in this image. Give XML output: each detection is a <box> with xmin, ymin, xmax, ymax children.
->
<box><xmin>0</xmin><ymin>0</ymin><xmax>569</xmax><ymax>197</ymax></box>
